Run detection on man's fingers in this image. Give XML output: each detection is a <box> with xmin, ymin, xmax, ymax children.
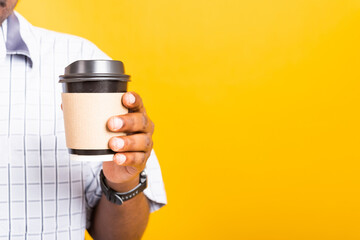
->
<box><xmin>107</xmin><ymin>112</ymin><xmax>154</xmax><ymax>133</ymax></box>
<box><xmin>122</xmin><ymin>92</ymin><xmax>145</xmax><ymax>113</ymax></box>
<box><xmin>109</xmin><ymin>134</ymin><xmax>153</xmax><ymax>152</ymax></box>
<box><xmin>112</xmin><ymin>152</ymin><xmax>149</xmax><ymax>170</ymax></box>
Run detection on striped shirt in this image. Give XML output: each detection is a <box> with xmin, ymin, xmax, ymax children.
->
<box><xmin>0</xmin><ymin>11</ymin><xmax>167</xmax><ymax>240</ymax></box>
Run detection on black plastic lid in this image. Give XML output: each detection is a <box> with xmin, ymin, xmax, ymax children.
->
<box><xmin>59</xmin><ymin>60</ymin><xmax>130</xmax><ymax>83</ymax></box>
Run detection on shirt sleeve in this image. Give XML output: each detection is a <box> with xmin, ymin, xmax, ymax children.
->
<box><xmin>80</xmin><ymin>40</ymin><xmax>167</xmax><ymax>229</ymax></box>
<box><xmin>143</xmin><ymin>150</ymin><xmax>168</xmax><ymax>212</ymax></box>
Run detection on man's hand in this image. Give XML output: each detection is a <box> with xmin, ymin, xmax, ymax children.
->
<box><xmin>88</xmin><ymin>92</ymin><xmax>152</xmax><ymax>240</ymax></box>
<box><xmin>103</xmin><ymin>92</ymin><xmax>154</xmax><ymax>191</ymax></box>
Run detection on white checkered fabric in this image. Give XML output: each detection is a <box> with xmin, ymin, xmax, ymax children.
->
<box><xmin>0</xmin><ymin>11</ymin><xmax>167</xmax><ymax>240</ymax></box>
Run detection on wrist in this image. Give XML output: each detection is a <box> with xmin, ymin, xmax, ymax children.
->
<box><xmin>106</xmin><ymin>175</ymin><xmax>140</xmax><ymax>192</ymax></box>
<box><xmin>100</xmin><ymin>170</ymin><xmax>148</xmax><ymax>205</ymax></box>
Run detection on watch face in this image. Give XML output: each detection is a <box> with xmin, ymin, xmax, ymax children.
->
<box><xmin>111</xmin><ymin>194</ymin><xmax>124</xmax><ymax>205</ymax></box>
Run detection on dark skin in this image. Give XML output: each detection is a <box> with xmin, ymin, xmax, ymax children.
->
<box><xmin>89</xmin><ymin>92</ymin><xmax>153</xmax><ymax>240</ymax></box>
<box><xmin>0</xmin><ymin>0</ymin><xmax>17</xmax><ymax>23</ymax></box>
<box><xmin>2</xmin><ymin>2</ymin><xmax>153</xmax><ymax>239</ymax></box>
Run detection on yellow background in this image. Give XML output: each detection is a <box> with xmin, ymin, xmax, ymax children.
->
<box><xmin>16</xmin><ymin>0</ymin><xmax>360</xmax><ymax>239</ymax></box>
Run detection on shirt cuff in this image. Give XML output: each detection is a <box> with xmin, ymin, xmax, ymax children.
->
<box><xmin>143</xmin><ymin>150</ymin><xmax>167</xmax><ymax>212</ymax></box>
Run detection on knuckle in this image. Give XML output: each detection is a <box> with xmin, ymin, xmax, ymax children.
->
<box><xmin>126</xmin><ymin>116</ymin><xmax>135</xmax><ymax>130</ymax></box>
<box><xmin>144</xmin><ymin>135</ymin><xmax>152</xmax><ymax>149</ymax></box>
<box><xmin>139</xmin><ymin>152</ymin><xmax>146</xmax><ymax>163</ymax></box>
<box><xmin>126</xmin><ymin>136</ymin><xmax>135</xmax><ymax>149</ymax></box>
<box><xmin>127</xmin><ymin>153</ymin><xmax>135</xmax><ymax>162</ymax></box>
<box><xmin>150</xmin><ymin>121</ymin><xmax>155</xmax><ymax>133</ymax></box>
<box><xmin>141</xmin><ymin>114</ymin><xmax>148</xmax><ymax>131</ymax></box>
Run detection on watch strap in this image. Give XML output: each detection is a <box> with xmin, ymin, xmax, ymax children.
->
<box><xmin>100</xmin><ymin>170</ymin><xmax>147</xmax><ymax>205</ymax></box>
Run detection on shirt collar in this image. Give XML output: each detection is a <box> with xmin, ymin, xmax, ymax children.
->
<box><xmin>5</xmin><ymin>11</ymin><xmax>35</xmax><ymax>66</ymax></box>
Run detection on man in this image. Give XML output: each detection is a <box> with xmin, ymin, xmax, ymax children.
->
<box><xmin>0</xmin><ymin>0</ymin><xmax>167</xmax><ymax>239</ymax></box>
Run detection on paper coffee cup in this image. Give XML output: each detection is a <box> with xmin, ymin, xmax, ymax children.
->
<box><xmin>59</xmin><ymin>60</ymin><xmax>130</xmax><ymax>161</ymax></box>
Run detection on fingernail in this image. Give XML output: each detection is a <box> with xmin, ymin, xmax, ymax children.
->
<box><xmin>111</xmin><ymin>117</ymin><xmax>123</xmax><ymax>130</ymax></box>
<box><xmin>115</xmin><ymin>138</ymin><xmax>125</xmax><ymax>150</ymax></box>
<box><xmin>126</xmin><ymin>93</ymin><xmax>136</xmax><ymax>104</ymax></box>
<box><xmin>115</xmin><ymin>154</ymin><xmax>126</xmax><ymax>165</ymax></box>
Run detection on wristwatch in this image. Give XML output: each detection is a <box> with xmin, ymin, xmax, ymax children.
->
<box><xmin>100</xmin><ymin>169</ymin><xmax>147</xmax><ymax>205</ymax></box>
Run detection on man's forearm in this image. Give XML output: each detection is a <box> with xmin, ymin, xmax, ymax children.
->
<box><xmin>88</xmin><ymin>178</ymin><xmax>150</xmax><ymax>240</ymax></box>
